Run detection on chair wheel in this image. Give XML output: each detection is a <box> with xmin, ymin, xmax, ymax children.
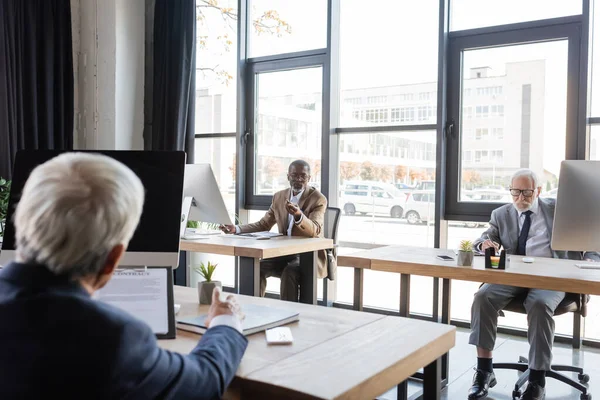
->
<box><xmin>513</xmin><ymin>390</ymin><xmax>521</xmax><ymax>399</ymax></box>
<box><xmin>580</xmin><ymin>393</ymin><xmax>591</xmax><ymax>400</ymax></box>
<box><xmin>579</xmin><ymin>373</ymin><xmax>590</xmax><ymax>383</ymax></box>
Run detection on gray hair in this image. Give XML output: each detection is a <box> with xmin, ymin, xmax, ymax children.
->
<box><xmin>14</xmin><ymin>152</ymin><xmax>145</xmax><ymax>278</ymax></box>
<box><xmin>510</xmin><ymin>168</ymin><xmax>539</xmax><ymax>188</ymax></box>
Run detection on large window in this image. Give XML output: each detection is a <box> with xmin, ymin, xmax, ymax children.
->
<box><xmin>252</xmin><ymin>67</ymin><xmax>323</xmax><ymax>196</ymax></box>
<box><xmin>591</xmin><ymin>0</ymin><xmax>600</xmax><ymax>117</ymax></box>
<box><xmin>192</xmin><ymin>1</ymin><xmax>239</xmax><ymax>289</ymax></box>
<box><xmin>248</xmin><ymin>0</ymin><xmax>327</xmax><ymax>58</ymax></box>
<box><xmin>195</xmin><ymin>0</ymin><xmax>600</xmax><ymax>345</ymax></box>
<box><xmin>450</xmin><ymin>0</ymin><xmax>581</xmax><ymax>31</ymax></box>
<box><xmin>338</xmin><ymin>0</ymin><xmax>439</xmax><ymax>128</ymax></box>
<box><xmin>459</xmin><ymin>41</ymin><xmax>568</xmax><ymax>202</ymax></box>
<box><xmin>446</xmin><ymin>20</ymin><xmax>583</xmax><ymax>220</ymax></box>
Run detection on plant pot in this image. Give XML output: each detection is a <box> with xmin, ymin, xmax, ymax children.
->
<box><xmin>197</xmin><ymin>281</ymin><xmax>222</xmax><ymax>305</ymax></box>
<box><xmin>457</xmin><ymin>250</ymin><xmax>474</xmax><ymax>267</ymax></box>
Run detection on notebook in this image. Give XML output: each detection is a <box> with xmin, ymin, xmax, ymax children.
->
<box><xmin>176</xmin><ymin>304</ymin><xmax>299</xmax><ymax>336</ymax></box>
<box><xmin>236</xmin><ymin>231</ymin><xmax>283</xmax><ymax>239</ymax></box>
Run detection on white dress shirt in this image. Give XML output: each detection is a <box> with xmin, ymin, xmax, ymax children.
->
<box><xmin>287</xmin><ymin>189</ymin><xmax>304</xmax><ymax>236</ymax></box>
<box><xmin>208</xmin><ymin>314</ymin><xmax>243</xmax><ymax>333</ymax></box>
<box><xmin>517</xmin><ymin>198</ymin><xmax>553</xmax><ymax>258</ymax></box>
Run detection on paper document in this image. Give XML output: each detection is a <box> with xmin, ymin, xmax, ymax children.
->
<box><xmin>95</xmin><ymin>268</ymin><xmax>169</xmax><ymax>334</ymax></box>
<box><xmin>237</xmin><ymin>232</ymin><xmax>283</xmax><ymax>239</ymax></box>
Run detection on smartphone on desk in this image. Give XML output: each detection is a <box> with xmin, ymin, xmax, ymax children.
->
<box><xmin>436</xmin><ymin>255</ymin><xmax>455</xmax><ymax>261</ymax></box>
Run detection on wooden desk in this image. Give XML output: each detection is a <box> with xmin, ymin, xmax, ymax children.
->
<box><xmin>180</xmin><ymin>236</ymin><xmax>333</xmax><ymax>304</ymax></box>
<box><xmin>339</xmin><ymin>245</ymin><xmax>600</xmax><ymax>296</ymax></box>
<box><xmin>338</xmin><ymin>245</ymin><xmax>600</xmax><ymax>395</ymax></box>
<box><xmin>160</xmin><ymin>286</ymin><xmax>456</xmax><ymax>400</ymax></box>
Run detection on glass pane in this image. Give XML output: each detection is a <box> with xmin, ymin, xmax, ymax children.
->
<box><xmin>451</xmin><ymin>0</ymin><xmax>581</xmax><ymax>31</ymax></box>
<box><xmin>339</xmin><ymin>0</ymin><xmax>439</xmax><ymax>127</ymax></box>
<box><xmin>591</xmin><ymin>125</ymin><xmax>600</xmax><ymax>160</ymax></box>
<box><xmin>336</xmin><ymin>130</ymin><xmax>436</xmax><ymax>314</ymax></box>
<box><xmin>459</xmin><ymin>41</ymin><xmax>568</xmax><ymax>203</ymax></box>
<box><xmin>195</xmin><ymin>0</ymin><xmax>237</xmax><ymax>134</ymax></box>
<box><xmin>248</xmin><ymin>0</ymin><xmax>327</xmax><ymax>58</ymax></box>
<box><xmin>584</xmin><ymin>295</ymin><xmax>600</xmax><ymax>340</ymax></box>
<box><xmin>254</xmin><ymin>67</ymin><xmax>323</xmax><ymax>195</ymax></box>
<box><xmin>190</xmin><ymin>137</ymin><xmax>237</xmax><ymax>288</ymax></box>
<box><xmin>591</xmin><ymin>1</ymin><xmax>600</xmax><ymax>116</ymax></box>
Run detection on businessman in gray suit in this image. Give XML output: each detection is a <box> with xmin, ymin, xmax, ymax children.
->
<box><xmin>467</xmin><ymin>168</ymin><xmax>599</xmax><ymax>400</ymax></box>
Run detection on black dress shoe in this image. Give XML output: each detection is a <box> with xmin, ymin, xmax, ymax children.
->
<box><xmin>468</xmin><ymin>369</ymin><xmax>497</xmax><ymax>399</ymax></box>
<box><xmin>519</xmin><ymin>382</ymin><xmax>545</xmax><ymax>400</ymax></box>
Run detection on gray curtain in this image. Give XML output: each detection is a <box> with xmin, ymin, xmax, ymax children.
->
<box><xmin>146</xmin><ymin>0</ymin><xmax>196</xmax><ymax>164</ymax></box>
<box><xmin>0</xmin><ymin>0</ymin><xmax>74</xmax><ymax>180</ymax></box>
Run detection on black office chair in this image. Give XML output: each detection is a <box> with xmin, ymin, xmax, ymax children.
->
<box><xmin>492</xmin><ymin>293</ymin><xmax>592</xmax><ymax>400</ymax></box>
<box><xmin>322</xmin><ymin>207</ymin><xmax>341</xmax><ymax>305</ymax></box>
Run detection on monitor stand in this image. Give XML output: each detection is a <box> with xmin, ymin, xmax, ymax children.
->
<box><xmin>180</xmin><ymin>196</ymin><xmax>194</xmax><ymax>238</ymax></box>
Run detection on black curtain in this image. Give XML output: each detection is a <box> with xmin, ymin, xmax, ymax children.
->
<box><xmin>149</xmin><ymin>0</ymin><xmax>196</xmax><ymax>164</ymax></box>
<box><xmin>0</xmin><ymin>0</ymin><xmax>73</xmax><ymax>180</ymax></box>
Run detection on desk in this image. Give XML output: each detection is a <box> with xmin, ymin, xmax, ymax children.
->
<box><xmin>338</xmin><ymin>245</ymin><xmax>600</xmax><ymax>393</ymax></box>
<box><xmin>339</xmin><ymin>246</ymin><xmax>600</xmax><ymax>296</ymax></box>
<box><xmin>160</xmin><ymin>286</ymin><xmax>455</xmax><ymax>400</ymax></box>
<box><xmin>180</xmin><ymin>236</ymin><xmax>333</xmax><ymax>304</ymax></box>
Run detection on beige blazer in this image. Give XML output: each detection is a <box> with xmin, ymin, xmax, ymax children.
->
<box><xmin>238</xmin><ymin>186</ymin><xmax>328</xmax><ymax>278</ymax></box>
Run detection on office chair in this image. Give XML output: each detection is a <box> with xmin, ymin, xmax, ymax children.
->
<box><xmin>322</xmin><ymin>207</ymin><xmax>341</xmax><ymax>305</ymax></box>
<box><xmin>492</xmin><ymin>293</ymin><xmax>591</xmax><ymax>400</ymax></box>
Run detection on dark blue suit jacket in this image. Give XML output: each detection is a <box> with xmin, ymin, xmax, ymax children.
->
<box><xmin>0</xmin><ymin>262</ymin><xmax>248</xmax><ymax>399</ymax></box>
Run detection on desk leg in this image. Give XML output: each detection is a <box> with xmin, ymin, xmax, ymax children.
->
<box><xmin>423</xmin><ymin>358</ymin><xmax>442</xmax><ymax>400</ymax></box>
<box><xmin>299</xmin><ymin>251</ymin><xmax>317</xmax><ymax>304</ymax></box>
<box><xmin>239</xmin><ymin>256</ymin><xmax>261</xmax><ymax>297</ymax></box>
<box><xmin>441</xmin><ymin>279</ymin><xmax>451</xmax><ymax>382</ymax></box>
<box><xmin>354</xmin><ymin>268</ymin><xmax>364</xmax><ymax>311</ymax></box>
<box><xmin>399</xmin><ymin>274</ymin><xmax>411</xmax><ymax>317</ymax></box>
<box><xmin>396</xmin><ymin>381</ymin><xmax>408</xmax><ymax>400</ymax></box>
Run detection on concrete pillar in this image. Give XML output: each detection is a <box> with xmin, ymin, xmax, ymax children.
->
<box><xmin>71</xmin><ymin>0</ymin><xmax>145</xmax><ymax>150</ymax></box>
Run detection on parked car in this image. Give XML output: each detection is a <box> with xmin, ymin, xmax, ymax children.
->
<box><xmin>403</xmin><ymin>190</ymin><xmax>435</xmax><ymax>224</ymax></box>
<box><xmin>340</xmin><ymin>181</ymin><xmax>405</xmax><ymax>218</ymax></box>
<box><xmin>403</xmin><ymin>190</ymin><xmax>487</xmax><ymax>228</ymax></box>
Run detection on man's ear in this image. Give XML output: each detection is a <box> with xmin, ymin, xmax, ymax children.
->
<box><xmin>536</xmin><ymin>186</ymin><xmax>542</xmax><ymax>196</ymax></box>
<box><xmin>101</xmin><ymin>244</ymin><xmax>125</xmax><ymax>276</ymax></box>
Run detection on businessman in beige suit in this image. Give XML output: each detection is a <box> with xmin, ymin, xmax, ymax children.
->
<box><xmin>220</xmin><ymin>160</ymin><xmax>327</xmax><ymax>302</ymax></box>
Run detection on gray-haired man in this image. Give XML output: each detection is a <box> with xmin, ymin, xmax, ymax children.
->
<box><xmin>467</xmin><ymin>168</ymin><xmax>600</xmax><ymax>400</ymax></box>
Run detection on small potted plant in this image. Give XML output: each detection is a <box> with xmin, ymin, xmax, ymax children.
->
<box><xmin>457</xmin><ymin>240</ymin><xmax>474</xmax><ymax>267</ymax></box>
<box><xmin>194</xmin><ymin>261</ymin><xmax>221</xmax><ymax>305</ymax></box>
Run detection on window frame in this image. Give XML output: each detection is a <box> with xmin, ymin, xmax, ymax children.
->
<box><xmin>445</xmin><ymin>16</ymin><xmax>586</xmax><ymax>221</ymax></box>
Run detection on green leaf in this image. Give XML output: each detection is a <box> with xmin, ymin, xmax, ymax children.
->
<box><xmin>193</xmin><ymin>261</ymin><xmax>218</xmax><ymax>282</ymax></box>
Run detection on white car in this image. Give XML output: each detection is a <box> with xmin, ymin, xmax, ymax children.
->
<box><xmin>403</xmin><ymin>190</ymin><xmax>487</xmax><ymax>228</ymax></box>
<box><xmin>340</xmin><ymin>181</ymin><xmax>405</xmax><ymax>218</ymax></box>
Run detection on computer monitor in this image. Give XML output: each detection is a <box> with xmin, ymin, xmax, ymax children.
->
<box><xmin>180</xmin><ymin>164</ymin><xmax>233</xmax><ymax>235</ymax></box>
<box><xmin>0</xmin><ymin>150</ymin><xmax>186</xmax><ymax>268</ymax></box>
<box><xmin>551</xmin><ymin>160</ymin><xmax>600</xmax><ymax>252</ymax></box>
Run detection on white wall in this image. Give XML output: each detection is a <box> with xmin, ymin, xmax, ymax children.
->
<box><xmin>71</xmin><ymin>0</ymin><xmax>144</xmax><ymax>150</ymax></box>
<box><xmin>116</xmin><ymin>0</ymin><xmax>145</xmax><ymax>150</ymax></box>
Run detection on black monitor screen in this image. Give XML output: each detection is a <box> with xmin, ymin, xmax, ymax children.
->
<box><xmin>1</xmin><ymin>150</ymin><xmax>185</xmax><ymax>254</ymax></box>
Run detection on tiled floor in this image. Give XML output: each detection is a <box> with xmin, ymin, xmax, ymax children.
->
<box><xmin>378</xmin><ymin>329</ymin><xmax>600</xmax><ymax>400</ymax></box>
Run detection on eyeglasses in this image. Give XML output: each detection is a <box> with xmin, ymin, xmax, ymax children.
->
<box><xmin>289</xmin><ymin>173</ymin><xmax>309</xmax><ymax>180</ymax></box>
<box><xmin>509</xmin><ymin>189</ymin><xmax>535</xmax><ymax>197</ymax></box>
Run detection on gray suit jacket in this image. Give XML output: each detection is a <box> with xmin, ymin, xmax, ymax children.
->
<box><xmin>473</xmin><ymin>198</ymin><xmax>600</xmax><ymax>261</ymax></box>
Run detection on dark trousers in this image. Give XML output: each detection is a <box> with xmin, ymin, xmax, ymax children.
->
<box><xmin>260</xmin><ymin>255</ymin><xmax>300</xmax><ymax>302</ymax></box>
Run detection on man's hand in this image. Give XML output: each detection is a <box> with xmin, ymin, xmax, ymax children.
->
<box><xmin>285</xmin><ymin>200</ymin><xmax>302</xmax><ymax>220</ymax></box>
<box><xmin>205</xmin><ymin>287</ymin><xmax>243</xmax><ymax>326</ymax></box>
<box><xmin>219</xmin><ymin>224</ymin><xmax>236</xmax><ymax>234</ymax></box>
<box><xmin>481</xmin><ymin>239</ymin><xmax>500</xmax><ymax>252</ymax></box>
